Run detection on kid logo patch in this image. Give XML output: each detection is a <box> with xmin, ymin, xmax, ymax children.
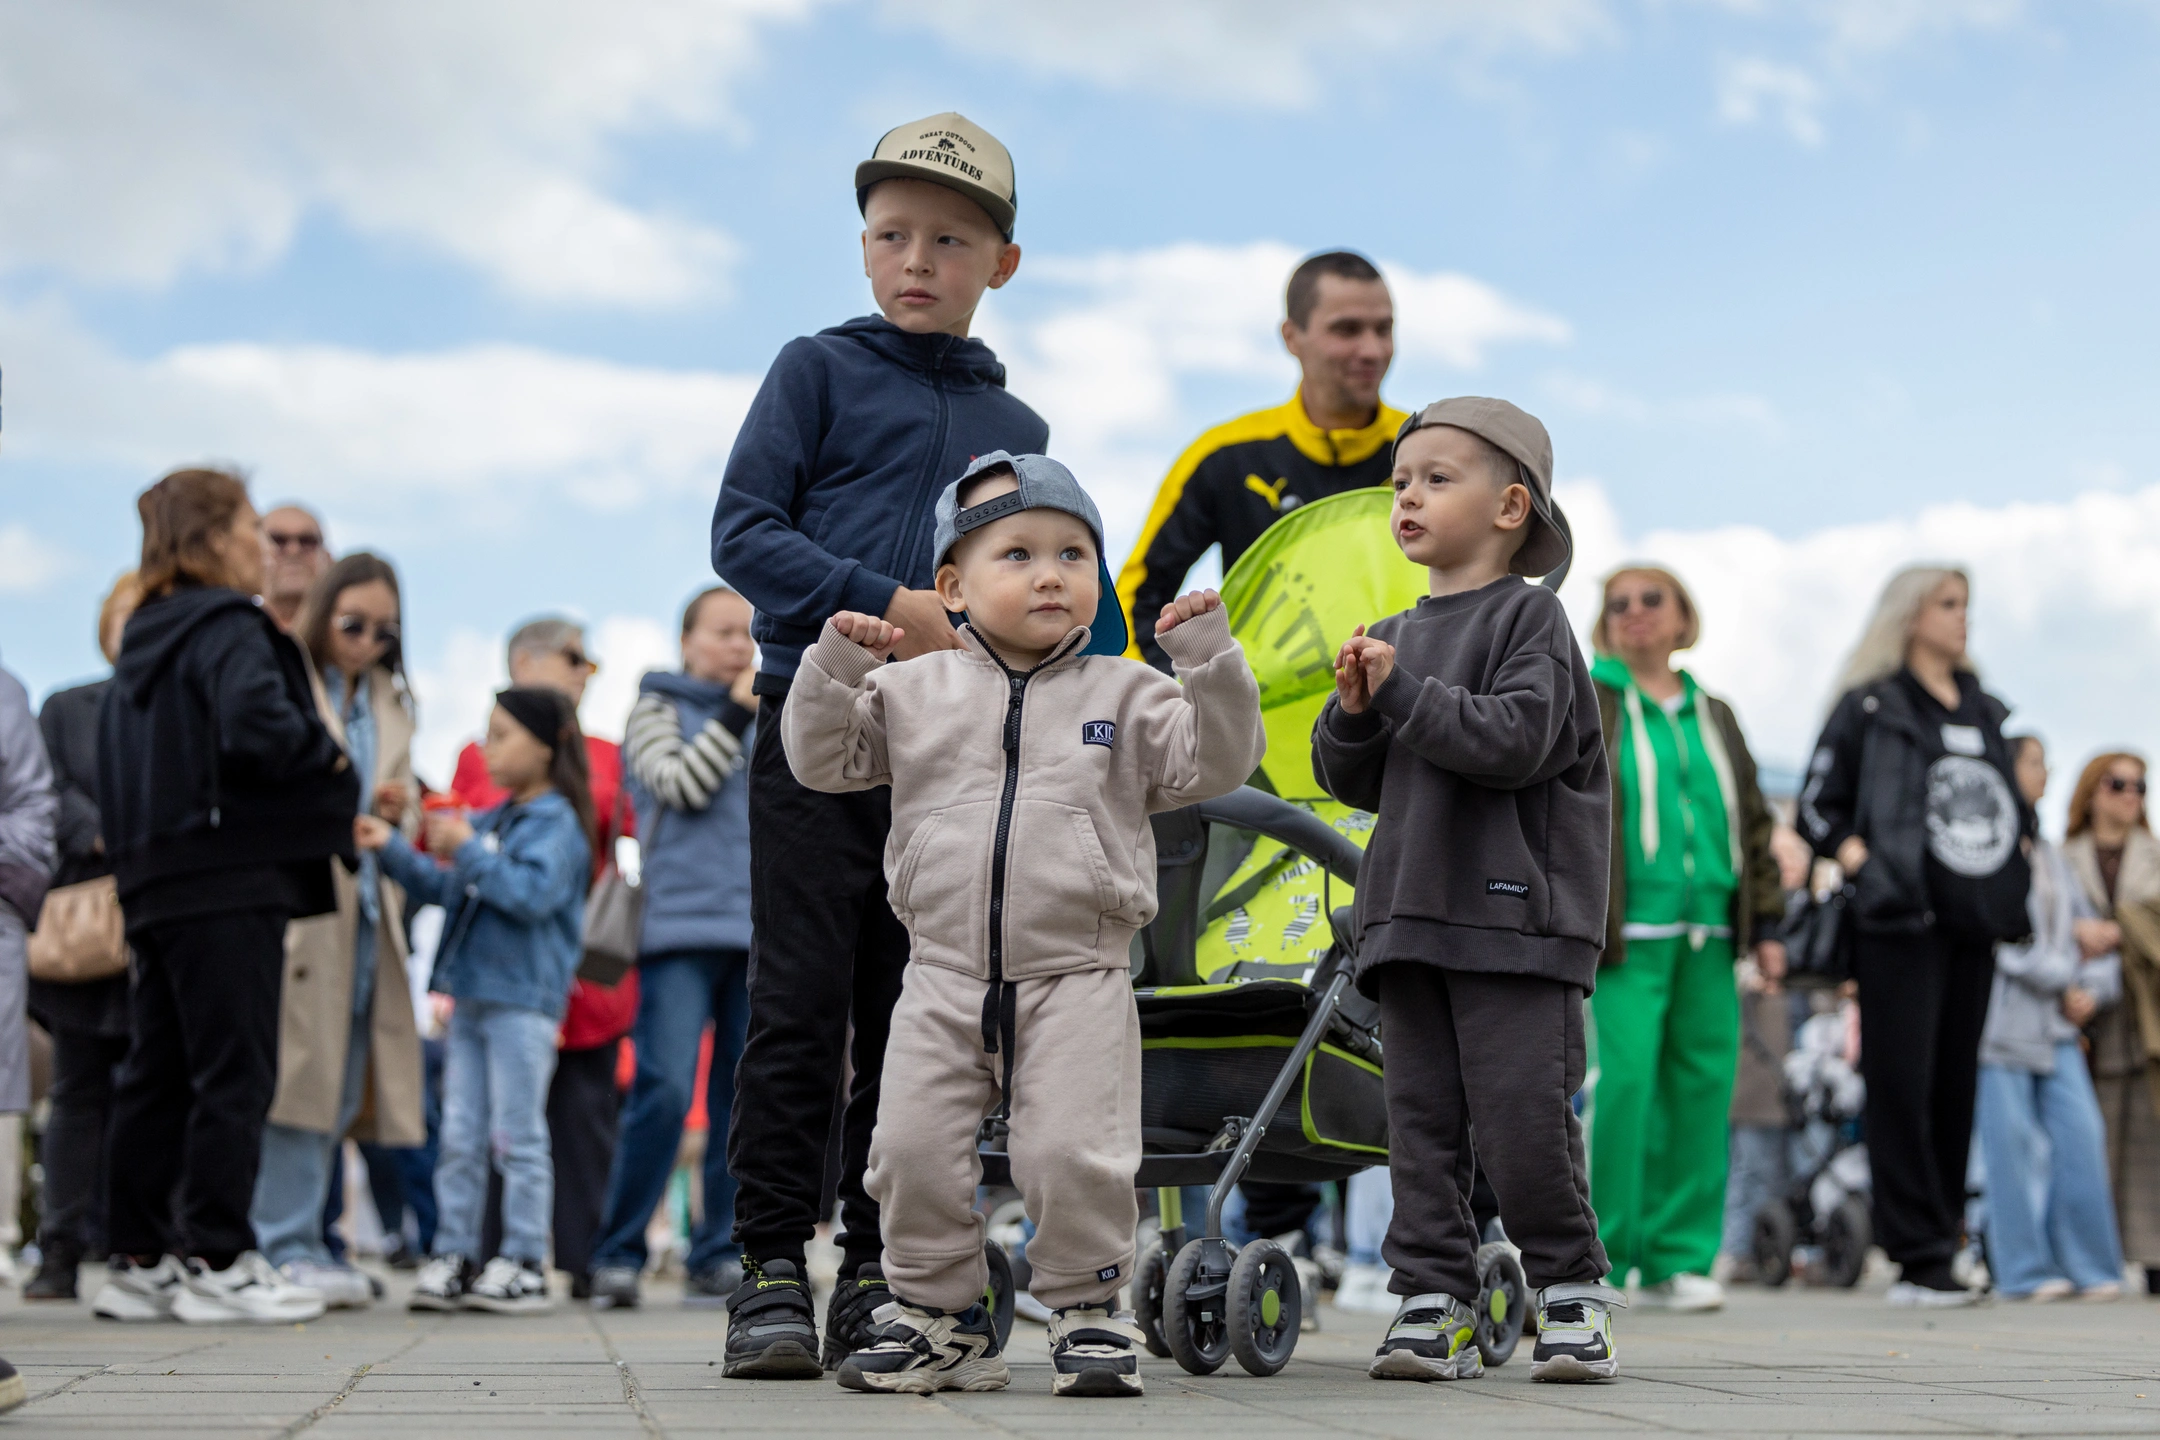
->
<box><xmin>1486</xmin><ymin>879</ymin><xmax>1529</xmax><ymax>897</ymax></box>
<box><xmin>1081</xmin><ymin>720</ymin><xmax>1117</xmax><ymax>748</ymax></box>
<box><xmin>1097</xmin><ymin>1265</ymin><xmax>1120</xmax><ymax>1282</ymax></box>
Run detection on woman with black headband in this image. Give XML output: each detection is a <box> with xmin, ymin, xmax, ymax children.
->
<box><xmin>359</xmin><ymin>684</ymin><xmax>594</xmax><ymax>1316</ymax></box>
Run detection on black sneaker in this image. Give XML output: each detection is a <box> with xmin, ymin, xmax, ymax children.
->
<box><xmin>1369</xmin><ymin>1292</ymin><xmax>1483</xmax><ymax>1381</ymax></box>
<box><xmin>24</xmin><ymin>1251</ymin><xmax>79</xmax><ymax>1301</ymax></box>
<box><xmin>1529</xmin><ymin>1284</ymin><xmax>1623</xmax><ymax>1382</ymax></box>
<box><xmin>821</xmin><ymin>1262</ymin><xmax>893</xmax><ymax>1371</ymax></box>
<box><xmin>408</xmin><ymin>1253</ymin><xmax>473</xmax><ymax>1312</ymax></box>
<box><xmin>835</xmin><ymin>1300</ymin><xmax>1008</xmax><ymax>1394</ymax></box>
<box><xmin>722</xmin><ymin>1259</ymin><xmax>824</xmax><ymax>1379</ymax></box>
<box><xmin>590</xmin><ymin>1265</ymin><xmax>641</xmax><ymax>1310</ymax></box>
<box><xmin>0</xmin><ymin>1356</ymin><xmax>23</xmax><ymax>1414</ymax></box>
<box><xmin>1047</xmin><ymin>1304</ymin><xmax>1144</xmax><ymax>1396</ymax></box>
<box><xmin>683</xmin><ymin>1267</ymin><xmax>731</xmax><ymax>1310</ymax></box>
<box><xmin>463</xmin><ymin>1256</ymin><xmax>553</xmax><ymax>1314</ymax></box>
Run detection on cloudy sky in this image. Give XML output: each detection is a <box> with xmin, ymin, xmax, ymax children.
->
<box><xmin>3</xmin><ymin>0</ymin><xmax>2157</xmax><ymax>813</ymax></box>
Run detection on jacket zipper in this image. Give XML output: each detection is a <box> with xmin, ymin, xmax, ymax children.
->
<box><xmin>895</xmin><ymin>338</ymin><xmax>954</xmax><ymax>593</ymax></box>
<box><xmin>987</xmin><ymin>662</ymin><xmax>1027</xmax><ymax>989</ymax></box>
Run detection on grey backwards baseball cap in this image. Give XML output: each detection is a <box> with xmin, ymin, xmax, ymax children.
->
<box><xmin>932</xmin><ymin>451</ymin><xmax>1128</xmax><ymax>658</ymax></box>
<box><xmin>1396</xmin><ymin>396</ymin><xmax>1571</xmax><ymax>578</ymax></box>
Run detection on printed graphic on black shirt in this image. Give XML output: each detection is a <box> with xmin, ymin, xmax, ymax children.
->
<box><xmin>1925</xmin><ymin>755</ymin><xmax>2017</xmax><ymax>877</ymax></box>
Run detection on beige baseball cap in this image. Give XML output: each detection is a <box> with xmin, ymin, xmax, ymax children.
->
<box><xmin>1396</xmin><ymin>396</ymin><xmax>1570</xmax><ymax>578</ymax></box>
<box><xmin>855</xmin><ymin>111</ymin><xmax>1016</xmax><ymax>240</ymax></box>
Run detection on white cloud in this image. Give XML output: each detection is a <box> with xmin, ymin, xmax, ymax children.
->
<box><xmin>0</xmin><ymin>524</ymin><xmax>72</xmax><ymax>594</ymax></box>
<box><xmin>1716</xmin><ymin>56</ymin><xmax>1827</xmax><ymax>145</ymax></box>
<box><xmin>0</xmin><ymin>300</ymin><xmax>757</xmax><ymax>512</ymax></box>
<box><xmin>0</xmin><ymin>0</ymin><xmax>808</xmax><ymax>303</ymax></box>
<box><xmin>1541</xmin><ymin>371</ymin><xmax>1784</xmax><ymax>440</ymax></box>
<box><xmin>1554</xmin><ymin>474</ymin><xmax>2160</xmax><ymax>822</ymax></box>
<box><xmin>899</xmin><ymin>0</ymin><xmax>1613</xmax><ymax>107</ymax></box>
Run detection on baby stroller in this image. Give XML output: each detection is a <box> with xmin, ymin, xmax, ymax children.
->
<box><xmin>1752</xmin><ymin>1008</ymin><xmax>1872</xmax><ymax>1288</ymax></box>
<box><xmin>978</xmin><ymin>786</ymin><xmax>1530</xmax><ymax>1377</ymax></box>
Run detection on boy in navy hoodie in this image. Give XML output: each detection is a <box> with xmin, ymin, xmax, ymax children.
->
<box><xmin>711</xmin><ymin>111</ymin><xmax>1048</xmax><ymax>1378</ymax></box>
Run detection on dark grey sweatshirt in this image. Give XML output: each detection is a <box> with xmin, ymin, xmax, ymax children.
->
<box><xmin>1311</xmin><ymin>577</ymin><xmax>1611</xmax><ymax>993</ymax></box>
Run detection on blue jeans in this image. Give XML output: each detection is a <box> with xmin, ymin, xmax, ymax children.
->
<box><xmin>1345</xmin><ymin>1168</ymin><xmax>1395</xmax><ymax>1266</ymax></box>
<box><xmin>359</xmin><ymin>1035</ymin><xmax>444</xmax><ymax>1254</ymax></box>
<box><xmin>590</xmin><ymin>949</ymin><xmax>750</xmax><ymax>1275</ymax></box>
<box><xmin>1723</xmin><ymin>1124</ymin><xmax>1798</xmax><ymax>1258</ymax></box>
<box><xmin>250</xmin><ymin>914</ymin><xmax>377</xmax><ymax>1268</ymax></box>
<box><xmin>1977</xmin><ymin>1049</ymin><xmax>2123</xmax><ymax>1295</ymax></box>
<box><xmin>434</xmin><ymin>999</ymin><xmax>559</xmax><ymax>1263</ymax></box>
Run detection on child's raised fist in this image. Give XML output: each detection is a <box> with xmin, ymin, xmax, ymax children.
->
<box><xmin>1156</xmin><ymin>588</ymin><xmax>1223</xmax><ymax>636</ymax></box>
<box><xmin>831</xmin><ymin>610</ymin><xmax>903</xmax><ymax>654</ymax></box>
<box><xmin>1333</xmin><ymin>626</ymin><xmax>1396</xmax><ymax>714</ymax></box>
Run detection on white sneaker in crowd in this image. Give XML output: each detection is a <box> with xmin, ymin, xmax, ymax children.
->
<box><xmin>1333</xmin><ymin>1262</ymin><xmax>1401</xmax><ymax>1315</ymax></box>
<box><xmin>462</xmin><ymin>1256</ymin><xmax>553</xmax><ymax>1314</ymax></box>
<box><xmin>92</xmin><ymin>1254</ymin><xmax>188</xmax><ymax>1321</ymax></box>
<box><xmin>280</xmin><ymin>1259</ymin><xmax>374</xmax><ymax>1310</ymax></box>
<box><xmin>1636</xmin><ymin>1273</ymin><xmax>1725</xmax><ymax>1312</ymax></box>
<box><xmin>1885</xmin><ymin>1280</ymin><xmax>1984</xmax><ymax>1308</ymax></box>
<box><xmin>173</xmin><ymin>1252</ymin><xmax>327</xmax><ymax>1324</ymax></box>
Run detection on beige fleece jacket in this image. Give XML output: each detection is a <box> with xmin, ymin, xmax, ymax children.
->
<box><xmin>784</xmin><ymin>608</ymin><xmax>1265</xmax><ymax>981</ymax></box>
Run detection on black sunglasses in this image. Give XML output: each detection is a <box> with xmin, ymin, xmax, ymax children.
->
<box><xmin>335</xmin><ymin>614</ymin><xmax>400</xmax><ymax>646</ymax></box>
<box><xmin>560</xmin><ymin>647</ymin><xmax>598</xmax><ymax>672</ymax></box>
<box><xmin>1606</xmin><ymin>588</ymin><xmax>1666</xmax><ymax>617</ymax></box>
<box><xmin>267</xmin><ymin>530</ymin><xmax>323</xmax><ymax>552</ymax></box>
<box><xmin>2104</xmin><ymin>776</ymin><xmax>2148</xmax><ymax>796</ymax></box>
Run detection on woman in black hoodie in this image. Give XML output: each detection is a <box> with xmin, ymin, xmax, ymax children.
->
<box><xmin>93</xmin><ymin>468</ymin><xmax>357</xmax><ymax>1325</ymax></box>
<box><xmin>1800</xmin><ymin>565</ymin><xmax>2031</xmax><ymax>1307</ymax></box>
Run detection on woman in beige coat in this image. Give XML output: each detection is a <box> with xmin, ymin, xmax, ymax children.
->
<box><xmin>2062</xmin><ymin>750</ymin><xmax>2160</xmax><ymax>1294</ymax></box>
<box><xmin>249</xmin><ymin>553</ymin><xmax>425</xmax><ymax>1306</ymax></box>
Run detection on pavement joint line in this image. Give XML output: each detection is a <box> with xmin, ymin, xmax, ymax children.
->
<box><xmin>273</xmin><ymin>1323</ymin><xmax>437</xmax><ymax>1437</ymax></box>
<box><xmin>584</xmin><ymin>1304</ymin><xmax>667</xmax><ymax>1438</ymax></box>
<box><xmin>25</xmin><ymin>1333</ymin><xmax>236</xmax><ymax>1407</ymax></box>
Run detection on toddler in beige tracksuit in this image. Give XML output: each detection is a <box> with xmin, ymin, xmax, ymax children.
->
<box><xmin>784</xmin><ymin>450</ymin><xmax>1265</xmax><ymax>1398</ymax></box>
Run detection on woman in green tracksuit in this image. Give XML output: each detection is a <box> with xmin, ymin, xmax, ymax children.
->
<box><xmin>1587</xmin><ymin>565</ymin><xmax>1786</xmax><ymax>1311</ymax></box>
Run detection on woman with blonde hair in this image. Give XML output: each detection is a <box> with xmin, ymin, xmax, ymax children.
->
<box><xmin>2061</xmin><ymin>750</ymin><xmax>2160</xmax><ymax>1294</ymax></box>
<box><xmin>1584</xmin><ymin>565</ymin><xmax>1785</xmax><ymax>1312</ymax></box>
<box><xmin>1799</xmin><ymin>565</ymin><xmax>2031</xmax><ymax>1305</ymax></box>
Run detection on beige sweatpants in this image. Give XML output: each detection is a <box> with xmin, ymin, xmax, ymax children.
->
<box><xmin>867</xmin><ymin>961</ymin><xmax>1140</xmax><ymax>1314</ymax></box>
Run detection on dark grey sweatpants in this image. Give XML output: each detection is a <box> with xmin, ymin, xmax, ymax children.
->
<box><xmin>1376</xmin><ymin>962</ymin><xmax>1609</xmax><ymax>1303</ymax></box>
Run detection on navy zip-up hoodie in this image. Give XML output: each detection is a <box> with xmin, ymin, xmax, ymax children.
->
<box><xmin>710</xmin><ymin>315</ymin><xmax>1049</xmax><ymax>684</ymax></box>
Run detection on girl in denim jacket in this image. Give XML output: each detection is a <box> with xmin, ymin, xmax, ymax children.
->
<box><xmin>360</xmin><ymin>686</ymin><xmax>592</xmax><ymax>1314</ymax></box>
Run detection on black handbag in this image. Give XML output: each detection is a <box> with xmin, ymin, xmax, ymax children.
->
<box><xmin>1777</xmin><ymin>882</ymin><xmax>1854</xmax><ymax>990</ymax></box>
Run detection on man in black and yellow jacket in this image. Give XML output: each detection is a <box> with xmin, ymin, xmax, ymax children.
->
<box><xmin>1118</xmin><ymin>250</ymin><xmax>1408</xmax><ymax>667</ymax></box>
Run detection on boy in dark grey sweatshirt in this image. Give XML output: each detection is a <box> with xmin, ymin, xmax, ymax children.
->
<box><xmin>1312</xmin><ymin>397</ymin><xmax>1621</xmax><ymax>1384</ymax></box>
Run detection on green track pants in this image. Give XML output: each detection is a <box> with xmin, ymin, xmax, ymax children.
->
<box><xmin>1585</xmin><ymin>933</ymin><xmax>1739</xmax><ymax>1286</ymax></box>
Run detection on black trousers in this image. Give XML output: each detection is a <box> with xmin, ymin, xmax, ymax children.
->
<box><xmin>730</xmin><ymin>687</ymin><xmax>911</xmax><ymax>1275</ymax></box>
<box><xmin>1852</xmin><ymin>928</ymin><xmax>1995</xmax><ymax>1270</ymax></box>
<box><xmin>481</xmin><ymin>1040</ymin><xmax>621</xmax><ymax>1276</ymax></box>
<box><xmin>1377</xmin><ymin>962</ymin><xmax>1608</xmax><ymax>1303</ymax></box>
<box><xmin>105</xmin><ymin>908</ymin><xmax>287</xmax><ymax>1261</ymax></box>
<box><xmin>37</xmin><ymin>1028</ymin><xmax>131</xmax><ymax>1262</ymax></box>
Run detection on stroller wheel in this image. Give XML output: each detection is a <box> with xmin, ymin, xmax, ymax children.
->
<box><xmin>1162</xmin><ymin>1238</ymin><xmax>1235</xmax><ymax>1375</ymax></box>
<box><xmin>1472</xmin><ymin>1242</ymin><xmax>1528</xmax><ymax>1366</ymax></box>
<box><xmin>1822</xmin><ymin>1197</ymin><xmax>1871</xmax><ymax>1289</ymax></box>
<box><xmin>1226</xmin><ymin>1239</ymin><xmax>1301</xmax><ymax>1376</ymax></box>
<box><xmin>982</xmin><ymin>1241</ymin><xmax>1017</xmax><ymax>1350</ymax></box>
<box><xmin>1131</xmin><ymin>1241</ymin><xmax>1173</xmax><ymax>1358</ymax></box>
<box><xmin>1752</xmin><ymin>1203</ymin><xmax>1798</xmax><ymax>1288</ymax></box>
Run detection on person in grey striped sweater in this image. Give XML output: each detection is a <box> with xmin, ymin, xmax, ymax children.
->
<box><xmin>588</xmin><ymin>587</ymin><xmax>759</xmax><ymax>1310</ymax></box>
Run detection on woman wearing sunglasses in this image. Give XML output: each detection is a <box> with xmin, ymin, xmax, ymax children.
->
<box><xmin>2062</xmin><ymin>751</ymin><xmax>2160</xmax><ymax>1294</ymax></box>
<box><xmin>249</xmin><ymin>552</ymin><xmax>427</xmax><ymax>1308</ymax></box>
<box><xmin>1799</xmin><ymin>565</ymin><xmax>2032</xmax><ymax>1306</ymax></box>
<box><xmin>1583</xmin><ymin>565</ymin><xmax>1785</xmax><ymax>1313</ymax></box>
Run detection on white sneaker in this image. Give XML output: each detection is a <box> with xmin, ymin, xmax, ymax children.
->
<box><xmin>280</xmin><ymin>1259</ymin><xmax>373</xmax><ymax>1310</ymax></box>
<box><xmin>1885</xmin><ymin>1280</ymin><xmax>1984</xmax><ymax>1308</ymax></box>
<box><xmin>1047</xmin><ymin>1305</ymin><xmax>1145</xmax><ymax>1396</ymax></box>
<box><xmin>1637</xmin><ymin>1273</ymin><xmax>1724</xmax><ymax>1312</ymax></box>
<box><xmin>462</xmin><ymin>1256</ymin><xmax>553</xmax><ymax>1314</ymax></box>
<box><xmin>92</xmin><ymin>1255</ymin><xmax>187</xmax><ymax>1321</ymax></box>
<box><xmin>173</xmin><ymin>1252</ymin><xmax>328</xmax><ymax>1324</ymax></box>
<box><xmin>1530</xmin><ymin>1282</ymin><xmax>1626</xmax><ymax>1382</ymax></box>
<box><xmin>1333</xmin><ymin>1263</ymin><xmax>1400</xmax><ymax>1315</ymax></box>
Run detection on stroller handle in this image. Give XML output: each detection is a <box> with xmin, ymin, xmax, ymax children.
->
<box><xmin>1194</xmin><ymin>787</ymin><xmax>1362</xmax><ymax>885</ymax></box>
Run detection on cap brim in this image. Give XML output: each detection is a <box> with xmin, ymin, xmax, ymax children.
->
<box><xmin>855</xmin><ymin>160</ymin><xmax>1015</xmax><ymax>238</ymax></box>
<box><xmin>1510</xmin><ymin>500</ymin><xmax>1573</xmax><ymax>579</ymax></box>
<box><xmin>1083</xmin><ymin>557</ymin><xmax>1128</xmax><ymax>657</ymax></box>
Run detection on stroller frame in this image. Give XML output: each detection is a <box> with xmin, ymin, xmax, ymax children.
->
<box><xmin>977</xmin><ymin>786</ymin><xmax>1528</xmax><ymax>1376</ymax></box>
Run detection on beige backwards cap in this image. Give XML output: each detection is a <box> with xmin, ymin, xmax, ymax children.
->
<box><xmin>1397</xmin><ymin>396</ymin><xmax>1571</xmax><ymax>578</ymax></box>
<box><xmin>855</xmin><ymin>111</ymin><xmax>1017</xmax><ymax>240</ymax></box>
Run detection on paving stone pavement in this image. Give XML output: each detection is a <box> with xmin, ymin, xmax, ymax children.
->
<box><xmin>4</xmin><ymin>1266</ymin><xmax>2158</xmax><ymax>1437</ymax></box>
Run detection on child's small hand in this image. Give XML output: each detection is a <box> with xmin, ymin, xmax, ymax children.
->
<box><xmin>354</xmin><ymin>814</ymin><xmax>393</xmax><ymax>852</ymax></box>
<box><xmin>425</xmin><ymin>810</ymin><xmax>474</xmax><ymax>857</ymax></box>
<box><xmin>1335</xmin><ymin>626</ymin><xmax>1374</xmax><ymax>714</ymax></box>
<box><xmin>1357</xmin><ymin>637</ymin><xmax>1396</xmax><ymax>696</ymax></box>
<box><xmin>1156</xmin><ymin>588</ymin><xmax>1222</xmax><ymax>636</ymax></box>
<box><xmin>832</xmin><ymin>610</ymin><xmax>902</xmax><ymax>655</ymax></box>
